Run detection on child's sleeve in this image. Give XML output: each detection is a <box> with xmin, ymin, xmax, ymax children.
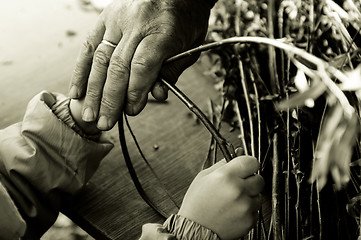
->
<box><xmin>138</xmin><ymin>215</ymin><xmax>220</xmax><ymax>240</ymax></box>
<box><xmin>0</xmin><ymin>91</ymin><xmax>113</xmax><ymax>239</ymax></box>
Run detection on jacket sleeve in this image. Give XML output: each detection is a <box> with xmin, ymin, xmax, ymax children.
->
<box><xmin>139</xmin><ymin>214</ymin><xmax>221</xmax><ymax>240</ymax></box>
<box><xmin>0</xmin><ymin>91</ymin><xmax>114</xmax><ymax>239</ymax></box>
<box><xmin>163</xmin><ymin>214</ymin><xmax>220</xmax><ymax>240</ymax></box>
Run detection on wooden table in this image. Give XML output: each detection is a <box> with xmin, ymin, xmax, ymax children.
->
<box><xmin>61</xmin><ymin>63</ymin><xmax>240</xmax><ymax>240</ymax></box>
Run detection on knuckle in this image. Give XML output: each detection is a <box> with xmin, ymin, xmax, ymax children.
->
<box><xmin>87</xmin><ymin>79</ymin><xmax>104</xmax><ymax>94</ymax></box>
<box><xmin>135</xmin><ymin>0</ymin><xmax>156</xmax><ymax>14</ymax></box>
<box><xmin>127</xmin><ymin>88</ymin><xmax>145</xmax><ymax>103</ymax></box>
<box><xmin>85</xmin><ymin>87</ymin><xmax>101</xmax><ymax>102</ymax></box>
<box><xmin>82</xmin><ymin>38</ymin><xmax>97</xmax><ymax>56</ymax></box>
<box><xmin>108</xmin><ymin>55</ymin><xmax>130</xmax><ymax>78</ymax></box>
<box><xmin>93</xmin><ymin>49</ymin><xmax>110</xmax><ymax>67</ymax></box>
<box><xmin>131</xmin><ymin>55</ymin><xmax>155</xmax><ymax>74</ymax></box>
<box><xmin>72</xmin><ymin>67</ymin><xmax>82</xmax><ymax>79</ymax></box>
<box><xmin>71</xmin><ymin>68</ymin><xmax>83</xmax><ymax>84</ymax></box>
<box><xmin>100</xmin><ymin>94</ymin><xmax>119</xmax><ymax>112</ymax></box>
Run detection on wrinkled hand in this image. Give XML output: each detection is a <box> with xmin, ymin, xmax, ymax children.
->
<box><xmin>69</xmin><ymin>0</ymin><xmax>211</xmax><ymax>130</ymax></box>
<box><xmin>178</xmin><ymin>155</ymin><xmax>264</xmax><ymax>240</ymax></box>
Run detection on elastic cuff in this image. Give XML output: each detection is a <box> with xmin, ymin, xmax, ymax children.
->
<box><xmin>163</xmin><ymin>214</ymin><xmax>220</xmax><ymax>240</ymax></box>
<box><xmin>51</xmin><ymin>96</ymin><xmax>100</xmax><ymax>141</ymax></box>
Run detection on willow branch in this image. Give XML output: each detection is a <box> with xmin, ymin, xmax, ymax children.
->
<box><xmin>164</xmin><ymin>36</ymin><xmax>354</xmax><ymax>117</ymax></box>
<box><xmin>239</xmin><ymin>60</ymin><xmax>255</xmax><ymax>157</ymax></box>
<box><xmin>272</xmin><ymin>132</ymin><xmax>282</xmax><ymax>240</ymax></box>
<box><xmin>250</xmin><ymin>69</ymin><xmax>261</xmax><ymax>161</ymax></box>
<box><xmin>235</xmin><ymin>100</ymin><xmax>249</xmax><ymax>156</ymax></box>
<box><xmin>160</xmin><ymin>79</ymin><xmax>235</xmax><ymax>162</ymax></box>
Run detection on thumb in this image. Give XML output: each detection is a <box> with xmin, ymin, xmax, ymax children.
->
<box><xmin>151</xmin><ymin>53</ymin><xmax>201</xmax><ymax>101</ymax></box>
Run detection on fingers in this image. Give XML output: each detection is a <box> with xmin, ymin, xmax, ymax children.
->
<box><xmin>70</xmin><ymin>20</ymin><xmax>105</xmax><ymax>99</ymax></box>
<box><xmin>96</xmin><ymin>33</ymin><xmax>142</xmax><ymax>130</ymax></box>
<box><xmin>81</xmin><ymin>19</ymin><xmax>122</xmax><ymax>124</ymax></box>
<box><xmin>151</xmin><ymin>53</ymin><xmax>201</xmax><ymax>102</ymax></box>
<box><xmin>82</xmin><ymin>41</ymin><xmax>117</xmax><ymax>122</ymax></box>
<box><xmin>125</xmin><ymin>36</ymin><xmax>179</xmax><ymax>116</ymax></box>
<box><xmin>151</xmin><ymin>81</ymin><xmax>169</xmax><ymax>101</ymax></box>
<box><xmin>222</xmin><ymin>156</ymin><xmax>260</xmax><ymax>179</ymax></box>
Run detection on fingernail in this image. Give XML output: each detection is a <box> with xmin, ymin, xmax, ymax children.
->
<box><xmin>82</xmin><ymin>107</ymin><xmax>95</xmax><ymax>122</ymax></box>
<box><xmin>97</xmin><ymin>116</ymin><xmax>110</xmax><ymax>130</ymax></box>
<box><xmin>69</xmin><ymin>86</ymin><xmax>78</xmax><ymax>99</ymax></box>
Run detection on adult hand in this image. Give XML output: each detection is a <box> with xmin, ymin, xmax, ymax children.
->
<box><xmin>69</xmin><ymin>0</ymin><xmax>211</xmax><ymax>130</ymax></box>
<box><xmin>178</xmin><ymin>155</ymin><xmax>264</xmax><ymax>240</ymax></box>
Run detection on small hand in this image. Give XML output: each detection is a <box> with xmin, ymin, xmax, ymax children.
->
<box><xmin>178</xmin><ymin>155</ymin><xmax>264</xmax><ymax>240</ymax></box>
<box><xmin>69</xmin><ymin>0</ymin><xmax>211</xmax><ymax>130</ymax></box>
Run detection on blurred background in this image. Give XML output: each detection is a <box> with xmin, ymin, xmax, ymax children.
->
<box><xmin>0</xmin><ymin>0</ymin><xmax>104</xmax><ymax>129</ymax></box>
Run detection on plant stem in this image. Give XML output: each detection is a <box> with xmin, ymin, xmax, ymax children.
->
<box><xmin>272</xmin><ymin>132</ymin><xmax>282</xmax><ymax>240</ymax></box>
<box><xmin>165</xmin><ymin>36</ymin><xmax>354</xmax><ymax>117</ymax></box>
<box><xmin>286</xmin><ymin>58</ymin><xmax>292</xmax><ymax>240</ymax></box>
<box><xmin>316</xmin><ymin>179</ymin><xmax>322</xmax><ymax>239</ymax></box>
<box><xmin>268</xmin><ymin>1</ymin><xmax>282</xmax><ymax>235</ymax></box>
<box><xmin>267</xmin><ymin>0</ymin><xmax>280</xmax><ymax>95</ymax></box>
<box><xmin>310</xmin><ymin>175</ymin><xmax>314</xmax><ymax>237</ymax></box>
<box><xmin>235</xmin><ymin>100</ymin><xmax>249</xmax><ymax>156</ymax></box>
<box><xmin>292</xmin><ymin>154</ymin><xmax>301</xmax><ymax>240</ymax></box>
<box><xmin>235</xmin><ymin>0</ymin><xmax>242</xmax><ymax>36</ymax></box>
<box><xmin>250</xmin><ymin>69</ymin><xmax>261</xmax><ymax>161</ymax></box>
<box><xmin>285</xmin><ymin>96</ymin><xmax>290</xmax><ymax>240</ymax></box>
<box><xmin>239</xmin><ymin>60</ymin><xmax>255</xmax><ymax>157</ymax></box>
<box><xmin>309</xmin><ymin>0</ymin><xmax>315</xmax><ymax>53</ymax></box>
<box><xmin>160</xmin><ymin>78</ymin><xmax>235</xmax><ymax>162</ymax></box>
<box><xmin>312</xmin><ymin>105</ymin><xmax>328</xmax><ymax>238</ymax></box>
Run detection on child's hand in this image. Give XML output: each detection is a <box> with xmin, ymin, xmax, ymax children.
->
<box><xmin>69</xmin><ymin>98</ymin><xmax>101</xmax><ymax>135</ymax></box>
<box><xmin>178</xmin><ymin>156</ymin><xmax>264</xmax><ymax>240</ymax></box>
